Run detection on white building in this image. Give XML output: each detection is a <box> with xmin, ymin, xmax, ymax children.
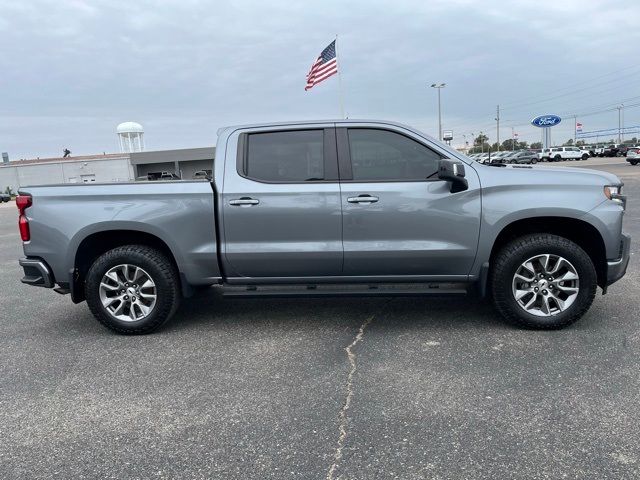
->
<box><xmin>0</xmin><ymin>147</ymin><xmax>215</xmax><ymax>193</ymax></box>
<box><xmin>0</xmin><ymin>153</ymin><xmax>134</xmax><ymax>193</ymax></box>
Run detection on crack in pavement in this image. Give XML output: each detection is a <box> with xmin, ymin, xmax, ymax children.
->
<box><xmin>326</xmin><ymin>314</ymin><xmax>375</xmax><ymax>480</ymax></box>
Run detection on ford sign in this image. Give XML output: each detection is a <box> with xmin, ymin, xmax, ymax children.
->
<box><xmin>531</xmin><ymin>115</ymin><xmax>562</xmax><ymax>128</ymax></box>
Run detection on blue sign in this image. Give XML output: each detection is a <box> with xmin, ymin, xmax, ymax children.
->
<box><xmin>531</xmin><ymin>115</ymin><xmax>562</xmax><ymax>128</ymax></box>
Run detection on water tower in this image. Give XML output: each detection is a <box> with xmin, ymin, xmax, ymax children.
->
<box><xmin>117</xmin><ymin>121</ymin><xmax>145</xmax><ymax>153</ymax></box>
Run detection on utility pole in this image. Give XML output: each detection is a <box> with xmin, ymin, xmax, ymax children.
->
<box><xmin>511</xmin><ymin>127</ymin><xmax>515</xmax><ymax>151</ymax></box>
<box><xmin>617</xmin><ymin>105</ymin><xmax>623</xmax><ymax>143</ymax></box>
<box><xmin>495</xmin><ymin>105</ymin><xmax>500</xmax><ymax>151</ymax></box>
<box><xmin>573</xmin><ymin>115</ymin><xmax>577</xmax><ymax>145</ymax></box>
<box><xmin>430</xmin><ymin>83</ymin><xmax>446</xmax><ymax>141</ymax></box>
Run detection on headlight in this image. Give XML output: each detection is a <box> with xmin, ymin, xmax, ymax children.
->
<box><xmin>604</xmin><ymin>185</ymin><xmax>625</xmax><ymax>207</ymax></box>
<box><xmin>604</xmin><ymin>185</ymin><xmax>620</xmax><ymax>199</ymax></box>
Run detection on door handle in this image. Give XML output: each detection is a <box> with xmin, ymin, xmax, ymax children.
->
<box><xmin>229</xmin><ymin>197</ymin><xmax>260</xmax><ymax>206</ymax></box>
<box><xmin>347</xmin><ymin>195</ymin><xmax>379</xmax><ymax>204</ymax></box>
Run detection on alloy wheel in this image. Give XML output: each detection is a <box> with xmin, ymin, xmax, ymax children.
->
<box><xmin>99</xmin><ymin>264</ymin><xmax>157</xmax><ymax>322</ymax></box>
<box><xmin>511</xmin><ymin>254</ymin><xmax>579</xmax><ymax>317</ymax></box>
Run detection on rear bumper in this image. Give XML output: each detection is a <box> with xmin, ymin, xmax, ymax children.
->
<box><xmin>605</xmin><ymin>234</ymin><xmax>631</xmax><ymax>287</ymax></box>
<box><xmin>19</xmin><ymin>257</ymin><xmax>55</xmax><ymax>288</ymax></box>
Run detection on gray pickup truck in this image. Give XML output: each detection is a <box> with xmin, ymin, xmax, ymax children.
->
<box><xmin>16</xmin><ymin>120</ymin><xmax>630</xmax><ymax>334</ymax></box>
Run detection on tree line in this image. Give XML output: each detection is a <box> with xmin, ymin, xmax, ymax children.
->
<box><xmin>467</xmin><ymin>135</ymin><xmax>639</xmax><ymax>154</ymax></box>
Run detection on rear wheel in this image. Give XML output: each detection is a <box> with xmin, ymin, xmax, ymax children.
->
<box><xmin>85</xmin><ymin>245</ymin><xmax>180</xmax><ymax>334</ymax></box>
<box><xmin>491</xmin><ymin>234</ymin><xmax>597</xmax><ymax>329</ymax></box>
<box><xmin>530</xmin><ymin>158</ymin><xmax>537</xmax><ymax>164</ymax></box>
<box><xmin>582</xmin><ymin>154</ymin><xmax>589</xmax><ymax>160</ymax></box>
<box><xmin>631</xmin><ymin>160</ymin><xmax>639</xmax><ymax>166</ymax></box>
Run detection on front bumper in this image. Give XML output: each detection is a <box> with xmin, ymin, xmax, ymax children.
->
<box><xmin>19</xmin><ymin>257</ymin><xmax>55</xmax><ymax>288</ymax></box>
<box><xmin>605</xmin><ymin>234</ymin><xmax>631</xmax><ymax>287</ymax></box>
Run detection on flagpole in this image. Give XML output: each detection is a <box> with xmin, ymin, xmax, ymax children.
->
<box><xmin>335</xmin><ymin>34</ymin><xmax>345</xmax><ymax>119</ymax></box>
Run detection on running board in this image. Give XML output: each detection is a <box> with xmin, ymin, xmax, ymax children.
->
<box><xmin>222</xmin><ymin>282</ymin><xmax>469</xmax><ymax>298</ymax></box>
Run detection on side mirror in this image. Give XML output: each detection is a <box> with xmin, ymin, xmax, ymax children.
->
<box><xmin>437</xmin><ymin>159</ymin><xmax>468</xmax><ymax>193</ymax></box>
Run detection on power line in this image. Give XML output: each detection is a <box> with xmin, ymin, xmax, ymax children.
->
<box><xmin>440</xmin><ymin>87</ymin><xmax>640</xmax><ymax>135</ymax></box>
<box><xmin>441</xmin><ymin>79</ymin><xmax>640</xmax><ymax>144</ymax></box>
<box><xmin>449</xmin><ymin>99</ymin><xmax>640</xmax><ymax>139</ymax></box>
<box><xmin>499</xmin><ymin>64</ymin><xmax>640</xmax><ymax>110</ymax></box>
<box><xmin>500</xmin><ymin>74</ymin><xmax>640</xmax><ymax>114</ymax></box>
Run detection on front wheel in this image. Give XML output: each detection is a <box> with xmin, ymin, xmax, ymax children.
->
<box><xmin>582</xmin><ymin>154</ymin><xmax>589</xmax><ymax>160</ymax></box>
<box><xmin>491</xmin><ymin>234</ymin><xmax>597</xmax><ymax>329</ymax></box>
<box><xmin>530</xmin><ymin>158</ymin><xmax>537</xmax><ymax>164</ymax></box>
<box><xmin>85</xmin><ymin>245</ymin><xmax>181</xmax><ymax>334</ymax></box>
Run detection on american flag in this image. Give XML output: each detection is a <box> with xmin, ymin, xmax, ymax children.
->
<box><xmin>305</xmin><ymin>40</ymin><xmax>338</xmax><ymax>91</ymax></box>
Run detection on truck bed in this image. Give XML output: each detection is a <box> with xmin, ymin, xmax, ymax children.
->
<box><xmin>19</xmin><ymin>181</ymin><xmax>221</xmax><ymax>291</ymax></box>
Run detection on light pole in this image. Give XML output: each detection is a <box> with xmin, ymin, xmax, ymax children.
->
<box><xmin>430</xmin><ymin>83</ymin><xmax>446</xmax><ymax>141</ymax></box>
<box><xmin>618</xmin><ymin>104</ymin><xmax>624</xmax><ymax>143</ymax></box>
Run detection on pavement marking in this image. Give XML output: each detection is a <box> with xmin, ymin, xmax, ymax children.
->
<box><xmin>326</xmin><ymin>314</ymin><xmax>375</xmax><ymax>480</ymax></box>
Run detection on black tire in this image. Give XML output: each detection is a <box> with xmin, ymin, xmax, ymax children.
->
<box><xmin>630</xmin><ymin>160</ymin><xmax>639</xmax><ymax>166</ymax></box>
<box><xmin>85</xmin><ymin>245</ymin><xmax>180</xmax><ymax>334</ymax></box>
<box><xmin>491</xmin><ymin>234</ymin><xmax>597</xmax><ymax>329</ymax></box>
<box><xmin>582</xmin><ymin>154</ymin><xmax>589</xmax><ymax>160</ymax></box>
<box><xmin>530</xmin><ymin>158</ymin><xmax>537</xmax><ymax>164</ymax></box>
<box><xmin>554</xmin><ymin>155</ymin><xmax>562</xmax><ymax>162</ymax></box>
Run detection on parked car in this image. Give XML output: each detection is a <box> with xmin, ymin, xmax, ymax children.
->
<box><xmin>602</xmin><ymin>144</ymin><xmax>621</xmax><ymax>157</ymax></box>
<box><xmin>509</xmin><ymin>150</ymin><xmax>538</xmax><ymax>164</ymax></box>
<box><xmin>488</xmin><ymin>151</ymin><xmax>509</xmax><ymax>164</ymax></box>
<box><xmin>593</xmin><ymin>145</ymin><xmax>605</xmax><ymax>157</ymax></box>
<box><xmin>550</xmin><ymin>147</ymin><xmax>589</xmax><ymax>161</ymax></box>
<box><xmin>538</xmin><ymin>148</ymin><xmax>553</xmax><ymax>161</ymax></box>
<box><xmin>137</xmin><ymin>171</ymin><xmax>182</xmax><ymax>181</ymax></box>
<box><xmin>0</xmin><ymin>193</ymin><xmax>10</xmax><ymax>202</ymax></box>
<box><xmin>618</xmin><ymin>145</ymin><xmax>630</xmax><ymax>157</ymax></box>
<box><xmin>193</xmin><ymin>169</ymin><xmax>213</xmax><ymax>180</ymax></box>
<box><xmin>500</xmin><ymin>151</ymin><xmax>521</xmax><ymax>163</ymax></box>
<box><xmin>476</xmin><ymin>153</ymin><xmax>491</xmax><ymax>163</ymax></box>
<box><xmin>626</xmin><ymin>147</ymin><xmax>640</xmax><ymax>165</ymax></box>
<box><xmin>16</xmin><ymin>119</ymin><xmax>630</xmax><ymax>333</ymax></box>
<box><xmin>579</xmin><ymin>146</ymin><xmax>593</xmax><ymax>158</ymax></box>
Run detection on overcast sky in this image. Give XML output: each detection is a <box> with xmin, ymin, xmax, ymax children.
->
<box><xmin>2</xmin><ymin>0</ymin><xmax>640</xmax><ymax>159</ymax></box>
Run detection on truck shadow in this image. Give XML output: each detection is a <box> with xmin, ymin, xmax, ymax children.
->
<box><xmin>167</xmin><ymin>288</ymin><xmax>510</xmax><ymax>334</ymax></box>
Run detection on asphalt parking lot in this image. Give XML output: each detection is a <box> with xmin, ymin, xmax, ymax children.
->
<box><xmin>1</xmin><ymin>158</ymin><xmax>639</xmax><ymax>479</ymax></box>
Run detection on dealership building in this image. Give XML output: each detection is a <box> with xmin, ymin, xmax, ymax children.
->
<box><xmin>0</xmin><ymin>146</ymin><xmax>215</xmax><ymax>192</ymax></box>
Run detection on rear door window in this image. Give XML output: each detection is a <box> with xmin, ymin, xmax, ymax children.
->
<box><xmin>244</xmin><ymin>130</ymin><xmax>324</xmax><ymax>182</ymax></box>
